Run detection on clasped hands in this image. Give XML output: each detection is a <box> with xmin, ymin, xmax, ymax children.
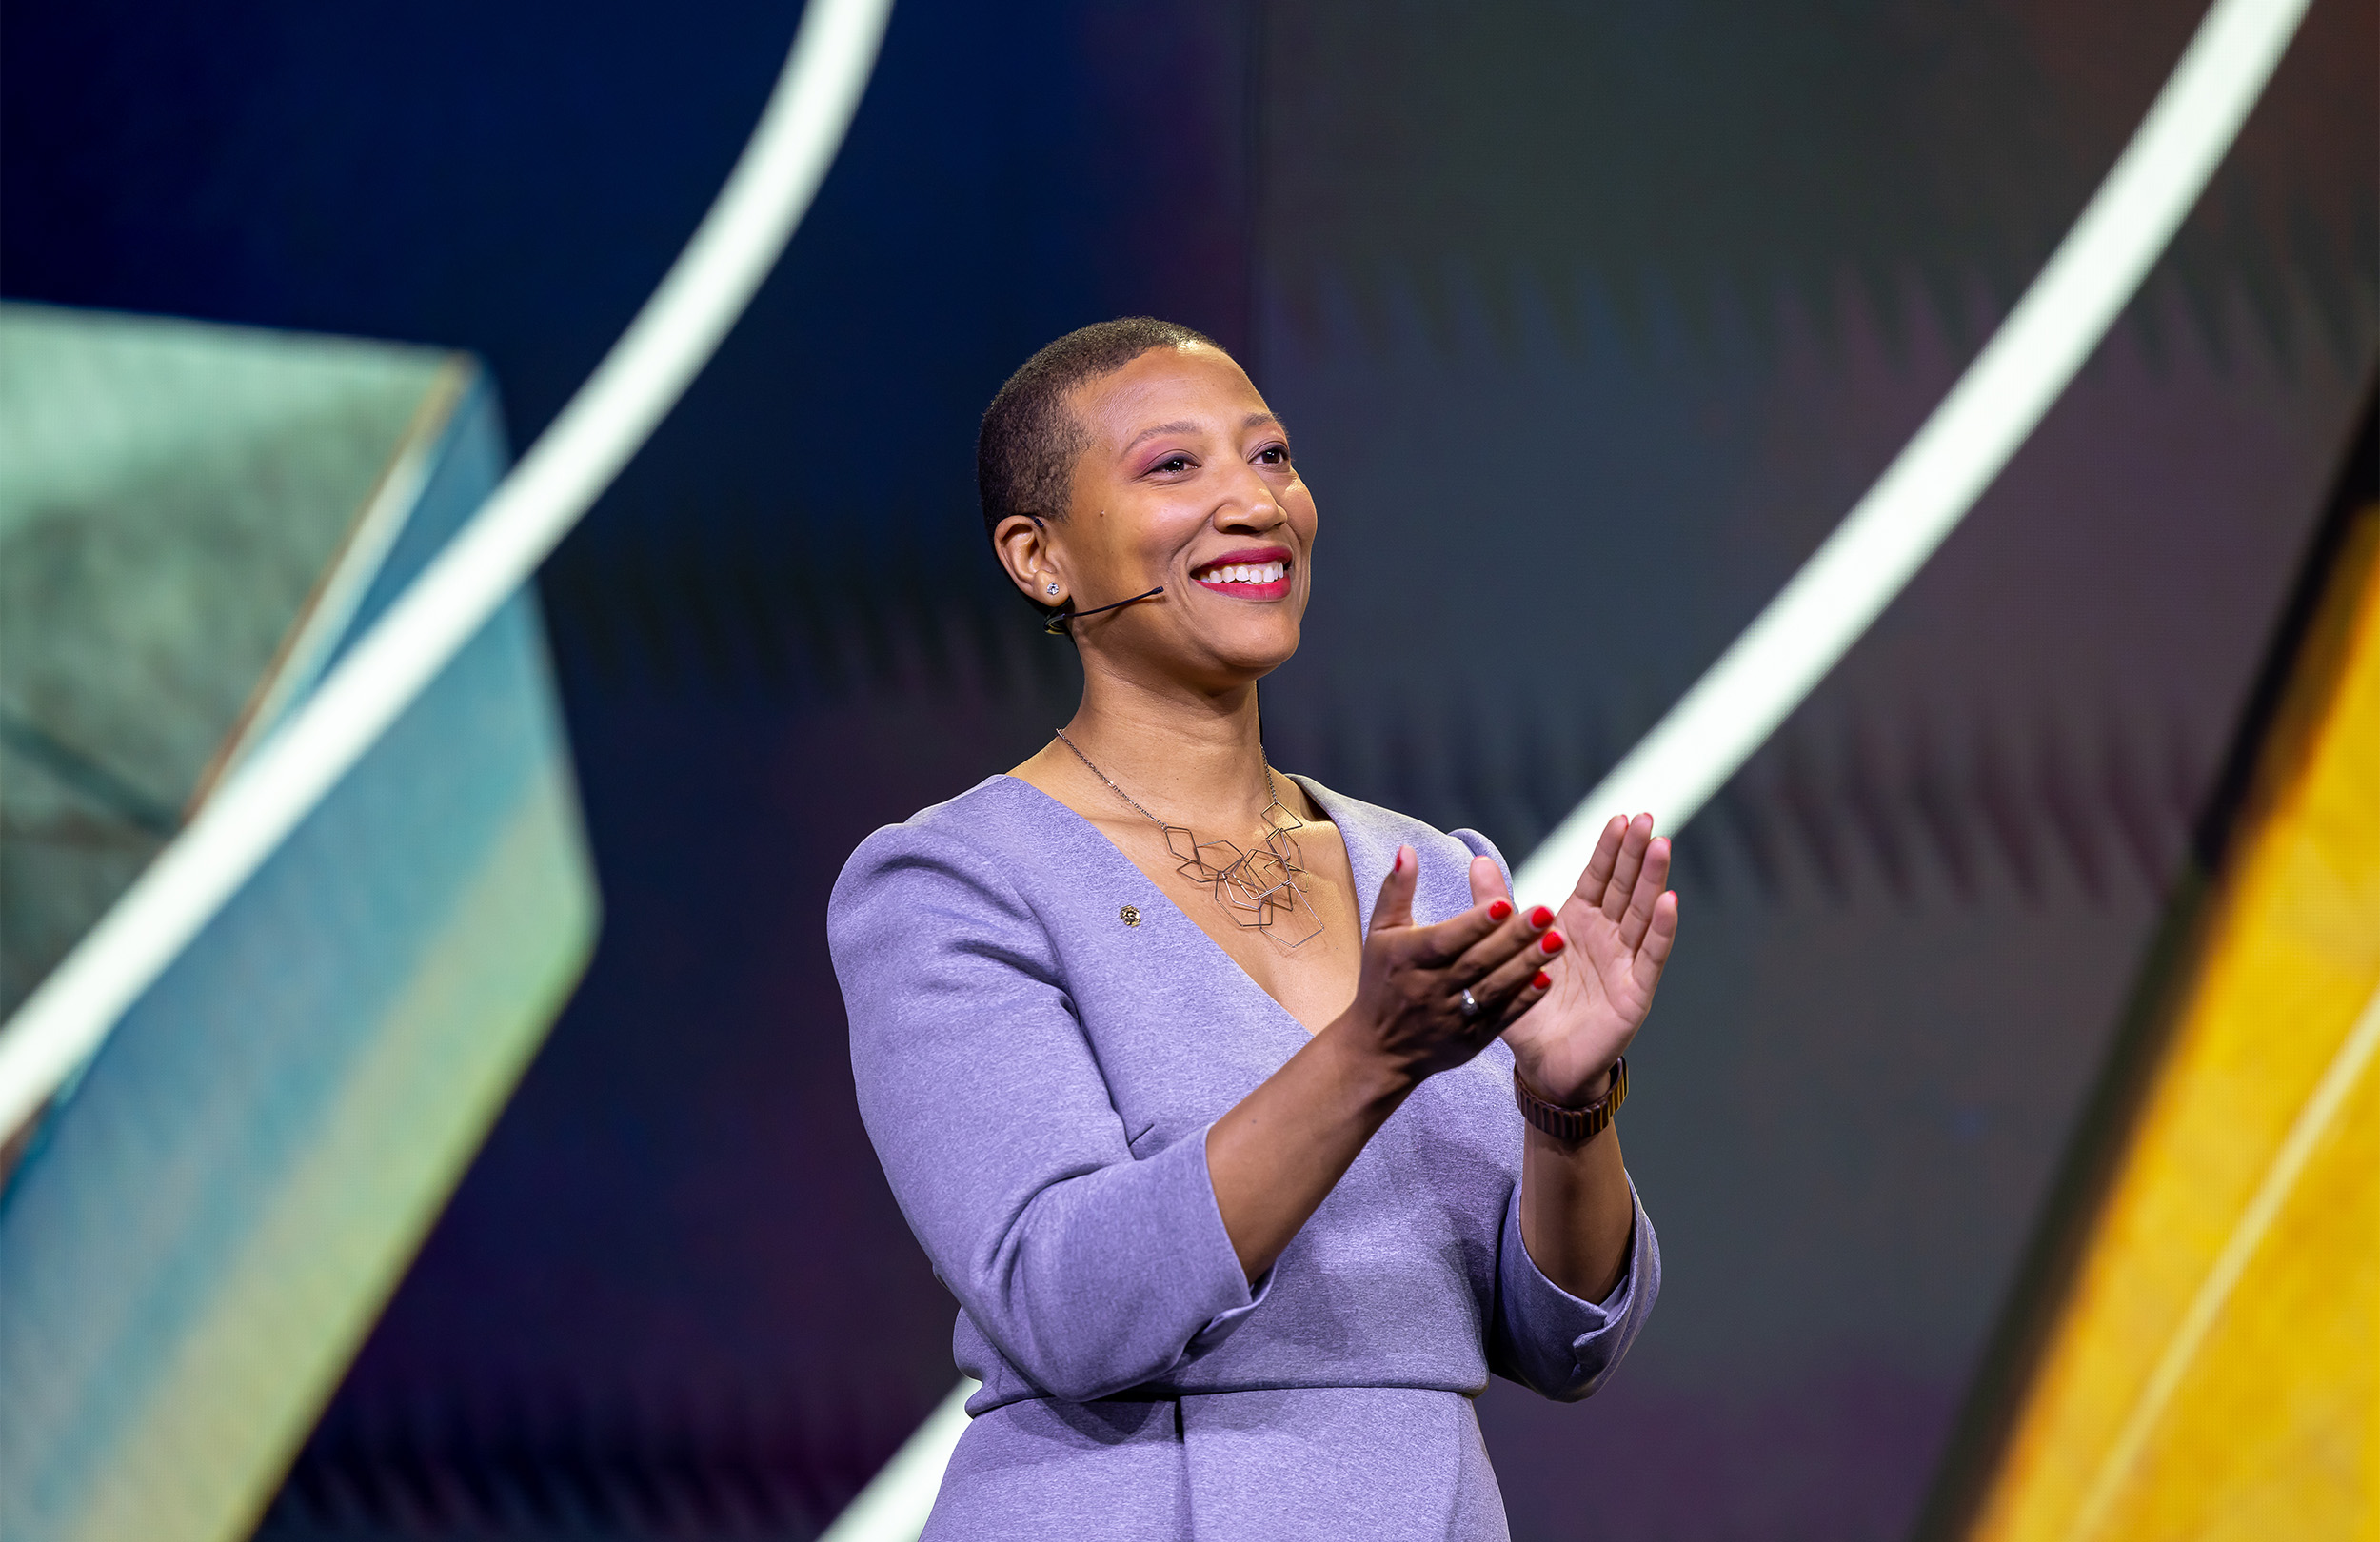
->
<box><xmin>1346</xmin><ymin>814</ymin><xmax>1679</xmax><ymax>1110</ymax></box>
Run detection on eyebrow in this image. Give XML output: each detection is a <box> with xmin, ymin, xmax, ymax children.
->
<box><xmin>1121</xmin><ymin>411</ymin><xmax>1285</xmax><ymax>455</ymax></box>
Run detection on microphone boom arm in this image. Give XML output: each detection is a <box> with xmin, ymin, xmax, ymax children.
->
<box><xmin>1045</xmin><ymin>585</ymin><xmax>1164</xmax><ymax>635</ymax></box>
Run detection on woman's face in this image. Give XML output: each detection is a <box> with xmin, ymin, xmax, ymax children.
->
<box><xmin>1012</xmin><ymin>343</ymin><xmax>1318</xmax><ymax>691</ymax></box>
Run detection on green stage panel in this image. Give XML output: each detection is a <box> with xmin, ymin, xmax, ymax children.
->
<box><xmin>0</xmin><ymin>304</ymin><xmax>467</xmax><ymax>1019</ymax></box>
<box><xmin>0</xmin><ymin>308</ymin><xmax>599</xmax><ymax>1542</ymax></box>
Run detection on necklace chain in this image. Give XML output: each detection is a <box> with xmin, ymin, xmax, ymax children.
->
<box><xmin>1052</xmin><ymin>728</ymin><xmax>1323</xmax><ymax>948</ymax></box>
<box><xmin>1053</xmin><ymin>728</ymin><xmax>1279</xmax><ymax>827</ymax></box>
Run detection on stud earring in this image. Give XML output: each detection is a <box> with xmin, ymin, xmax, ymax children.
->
<box><xmin>1045</xmin><ymin>583</ymin><xmax>1061</xmax><ymax>596</ymax></box>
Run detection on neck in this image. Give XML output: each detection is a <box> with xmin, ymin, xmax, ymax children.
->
<box><xmin>1061</xmin><ymin>659</ymin><xmax>1274</xmax><ymax>826</ymax></box>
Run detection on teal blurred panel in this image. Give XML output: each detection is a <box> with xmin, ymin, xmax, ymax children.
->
<box><xmin>0</xmin><ymin>303</ymin><xmax>462</xmax><ymax>1019</ymax></box>
<box><xmin>0</xmin><ymin>325</ymin><xmax>598</xmax><ymax>1542</ymax></box>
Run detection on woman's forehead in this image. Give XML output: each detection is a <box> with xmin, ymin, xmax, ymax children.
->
<box><xmin>1078</xmin><ymin>345</ymin><xmax>1270</xmax><ymax>444</ymax></box>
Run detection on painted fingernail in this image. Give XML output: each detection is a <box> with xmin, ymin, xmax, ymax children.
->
<box><xmin>1528</xmin><ymin>905</ymin><xmax>1555</xmax><ymax>929</ymax></box>
<box><xmin>1532</xmin><ymin>971</ymin><xmax>1552</xmax><ymax>991</ymax></box>
<box><xmin>1392</xmin><ymin>849</ymin><xmax>1404</xmax><ymax>873</ymax></box>
<box><xmin>1488</xmin><ymin>900</ymin><xmax>1514</xmax><ymax>922</ymax></box>
<box><xmin>1539</xmin><ymin>930</ymin><xmax>1565</xmax><ymax>955</ymax></box>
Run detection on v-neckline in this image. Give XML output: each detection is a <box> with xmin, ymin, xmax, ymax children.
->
<box><xmin>993</xmin><ymin>771</ymin><xmax>1393</xmax><ymax>1042</ymax></box>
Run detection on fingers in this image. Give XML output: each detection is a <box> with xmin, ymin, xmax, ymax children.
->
<box><xmin>1371</xmin><ymin>844</ymin><xmax>1418</xmax><ymax>936</ymax></box>
<box><xmin>1471</xmin><ymin>930</ymin><xmax>1558</xmax><ymax>1026</ymax></box>
<box><xmin>1631</xmin><ymin>890</ymin><xmax>1680</xmax><ymax>998</ymax></box>
<box><xmin>1379</xmin><ymin>850</ymin><xmax>1562</xmax><ymax>1015</ymax></box>
<box><xmin>1468</xmin><ymin>854</ymin><xmax>1511</xmax><ymax>910</ymax></box>
<box><xmin>1408</xmin><ymin>872</ymin><xmax>1524</xmax><ymax>964</ymax></box>
<box><xmin>1616</xmin><ymin>835</ymin><xmax>1673</xmax><ymax>952</ymax></box>
<box><xmin>1573</xmin><ymin>816</ymin><xmax>1627</xmax><ymax>911</ymax></box>
<box><xmin>1600</xmin><ymin>813</ymin><xmax>1656</xmax><ymax>922</ymax></box>
<box><xmin>1443</xmin><ymin>897</ymin><xmax>1561</xmax><ymax>988</ymax></box>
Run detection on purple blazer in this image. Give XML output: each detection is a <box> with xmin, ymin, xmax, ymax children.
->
<box><xmin>830</xmin><ymin>774</ymin><xmax>1659</xmax><ymax>1540</ymax></box>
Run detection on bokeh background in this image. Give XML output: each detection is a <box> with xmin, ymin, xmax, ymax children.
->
<box><xmin>5</xmin><ymin>1</ymin><xmax>2373</xmax><ymax>1537</ymax></box>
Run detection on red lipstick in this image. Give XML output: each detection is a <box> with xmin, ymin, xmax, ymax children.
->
<box><xmin>1191</xmin><ymin>544</ymin><xmax>1294</xmax><ymax>601</ymax></box>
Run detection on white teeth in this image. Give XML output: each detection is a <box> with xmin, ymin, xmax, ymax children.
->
<box><xmin>1199</xmin><ymin>560</ymin><xmax>1287</xmax><ymax>584</ymax></box>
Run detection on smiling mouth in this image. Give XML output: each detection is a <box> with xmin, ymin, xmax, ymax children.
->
<box><xmin>1191</xmin><ymin>553</ymin><xmax>1293</xmax><ymax>597</ymax></box>
<box><xmin>1200</xmin><ymin>557</ymin><xmax>1295</xmax><ymax>587</ymax></box>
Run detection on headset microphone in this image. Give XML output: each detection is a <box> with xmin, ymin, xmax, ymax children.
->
<box><xmin>1045</xmin><ymin>586</ymin><xmax>1164</xmax><ymax>635</ymax></box>
<box><xmin>1026</xmin><ymin>515</ymin><xmax>1163</xmax><ymax>633</ymax></box>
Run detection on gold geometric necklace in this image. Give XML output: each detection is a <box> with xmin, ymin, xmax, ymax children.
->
<box><xmin>1053</xmin><ymin>728</ymin><xmax>1324</xmax><ymax>948</ymax></box>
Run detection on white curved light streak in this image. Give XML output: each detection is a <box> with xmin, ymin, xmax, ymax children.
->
<box><xmin>0</xmin><ymin>0</ymin><xmax>895</xmax><ymax>1142</ymax></box>
<box><xmin>818</xmin><ymin>1381</ymin><xmax>978</xmax><ymax>1542</ymax></box>
<box><xmin>2067</xmin><ymin>978</ymin><xmax>2380</xmax><ymax>1541</ymax></box>
<box><xmin>1514</xmin><ymin>0</ymin><xmax>2312</xmax><ymax>905</ymax></box>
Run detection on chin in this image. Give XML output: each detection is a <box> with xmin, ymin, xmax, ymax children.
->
<box><xmin>1205</xmin><ymin>618</ymin><xmax>1302</xmax><ymax>677</ymax></box>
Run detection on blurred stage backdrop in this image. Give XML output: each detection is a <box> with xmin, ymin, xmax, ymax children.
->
<box><xmin>4</xmin><ymin>0</ymin><xmax>2373</xmax><ymax>1538</ymax></box>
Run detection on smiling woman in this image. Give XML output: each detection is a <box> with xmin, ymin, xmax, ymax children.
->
<box><xmin>827</xmin><ymin>319</ymin><xmax>1680</xmax><ymax>1540</ymax></box>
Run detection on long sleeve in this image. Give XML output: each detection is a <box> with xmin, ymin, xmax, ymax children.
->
<box><xmin>830</xmin><ymin>820</ymin><xmax>1267</xmax><ymax>1405</ymax></box>
<box><xmin>1488</xmin><ymin>1177</ymin><xmax>1661</xmax><ymax>1399</ymax></box>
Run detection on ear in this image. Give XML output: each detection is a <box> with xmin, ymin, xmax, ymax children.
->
<box><xmin>992</xmin><ymin>513</ymin><xmax>1066</xmax><ymax>608</ymax></box>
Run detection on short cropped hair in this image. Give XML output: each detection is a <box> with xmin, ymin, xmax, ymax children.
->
<box><xmin>977</xmin><ymin>317</ymin><xmax>1220</xmax><ymax>555</ymax></box>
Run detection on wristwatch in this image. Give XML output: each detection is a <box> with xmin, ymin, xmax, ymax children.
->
<box><xmin>1514</xmin><ymin>1058</ymin><xmax>1628</xmax><ymax>1143</ymax></box>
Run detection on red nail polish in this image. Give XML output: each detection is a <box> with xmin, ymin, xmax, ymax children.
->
<box><xmin>1539</xmin><ymin>930</ymin><xmax>1565</xmax><ymax>955</ymax></box>
<box><xmin>1528</xmin><ymin>905</ymin><xmax>1554</xmax><ymax>929</ymax></box>
<box><xmin>1532</xmin><ymin>971</ymin><xmax>1552</xmax><ymax>991</ymax></box>
<box><xmin>1488</xmin><ymin>900</ymin><xmax>1514</xmax><ymax>922</ymax></box>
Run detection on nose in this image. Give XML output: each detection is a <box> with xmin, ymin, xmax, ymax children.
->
<box><xmin>1215</xmin><ymin>460</ymin><xmax>1288</xmax><ymax>530</ymax></box>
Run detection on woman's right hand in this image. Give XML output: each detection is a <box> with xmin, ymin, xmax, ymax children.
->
<box><xmin>1338</xmin><ymin>843</ymin><xmax>1561</xmax><ymax>1083</ymax></box>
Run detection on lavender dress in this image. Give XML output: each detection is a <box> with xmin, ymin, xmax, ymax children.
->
<box><xmin>829</xmin><ymin>774</ymin><xmax>1659</xmax><ymax>1540</ymax></box>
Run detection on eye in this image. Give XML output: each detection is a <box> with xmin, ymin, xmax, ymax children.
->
<box><xmin>1151</xmin><ymin>453</ymin><xmax>1194</xmax><ymax>475</ymax></box>
<box><xmin>1253</xmin><ymin>443</ymin><xmax>1291</xmax><ymax>465</ymax></box>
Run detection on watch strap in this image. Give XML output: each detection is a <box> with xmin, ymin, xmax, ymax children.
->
<box><xmin>1514</xmin><ymin>1057</ymin><xmax>1628</xmax><ymax>1143</ymax></box>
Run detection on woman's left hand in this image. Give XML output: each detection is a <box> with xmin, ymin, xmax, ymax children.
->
<box><xmin>1486</xmin><ymin>813</ymin><xmax>1678</xmax><ymax>1106</ymax></box>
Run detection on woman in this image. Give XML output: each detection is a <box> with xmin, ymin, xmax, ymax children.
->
<box><xmin>829</xmin><ymin>318</ymin><xmax>1678</xmax><ymax>1540</ymax></box>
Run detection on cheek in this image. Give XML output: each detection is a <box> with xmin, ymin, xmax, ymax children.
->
<box><xmin>1285</xmin><ymin>479</ymin><xmax>1319</xmax><ymax>531</ymax></box>
<box><xmin>1133</xmin><ymin>499</ymin><xmax>1212</xmax><ymax>563</ymax></box>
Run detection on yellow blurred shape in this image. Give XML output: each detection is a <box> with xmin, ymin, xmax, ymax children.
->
<box><xmin>1972</xmin><ymin>502</ymin><xmax>2380</xmax><ymax>1542</ymax></box>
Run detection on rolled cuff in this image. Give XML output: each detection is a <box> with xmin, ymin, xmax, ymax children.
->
<box><xmin>1490</xmin><ymin>1175</ymin><xmax>1661</xmax><ymax>1402</ymax></box>
<box><xmin>1186</xmin><ymin>1122</ymin><xmax>1276</xmax><ymax>1351</ymax></box>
